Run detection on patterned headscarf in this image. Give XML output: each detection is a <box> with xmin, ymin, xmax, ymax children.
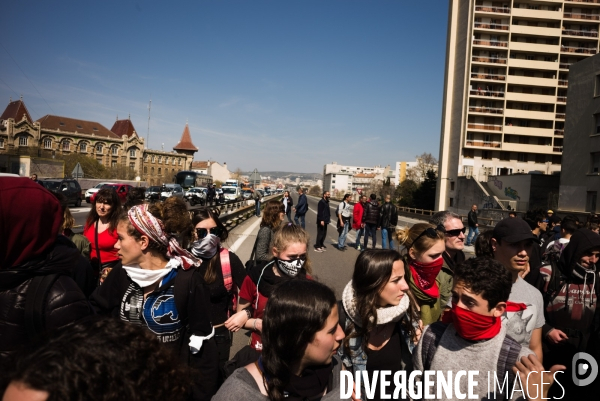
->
<box><xmin>127</xmin><ymin>204</ymin><xmax>200</xmax><ymax>270</ymax></box>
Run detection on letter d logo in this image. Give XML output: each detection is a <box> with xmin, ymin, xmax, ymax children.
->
<box><xmin>572</xmin><ymin>352</ymin><xmax>598</xmax><ymax>387</ymax></box>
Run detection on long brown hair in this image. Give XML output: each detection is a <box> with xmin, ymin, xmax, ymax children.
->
<box><xmin>85</xmin><ymin>188</ymin><xmax>121</xmax><ymax>233</ymax></box>
<box><xmin>191</xmin><ymin>207</ymin><xmax>228</xmax><ymax>284</ymax></box>
<box><xmin>261</xmin><ymin>200</ymin><xmax>284</xmax><ymax>231</ymax></box>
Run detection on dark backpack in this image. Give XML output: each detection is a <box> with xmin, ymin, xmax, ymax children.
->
<box><xmin>421</xmin><ymin>322</ymin><xmax>521</xmax><ymax>399</ymax></box>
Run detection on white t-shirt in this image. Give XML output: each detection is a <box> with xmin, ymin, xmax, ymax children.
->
<box><xmin>503</xmin><ymin>277</ymin><xmax>545</xmax><ymax>350</ymax></box>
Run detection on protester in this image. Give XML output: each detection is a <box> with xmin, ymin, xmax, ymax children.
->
<box><xmin>474</xmin><ymin>229</ymin><xmax>494</xmax><ymax>258</ymax></box>
<box><xmin>89</xmin><ymin>199</ymin><xmax>219</xmax><ymax>400</ymax></box>
<box><xmin>190</xmin><ymin>207</ymin><xmax>247</xmax><ymax>374</ymax></box>
<box><xmin>379</xmin><ymin>194</ymin><xmax>398</xmax><ymax>250</ymax></box>
<box><xmin>29</xmin><ymin>173</ymin><xmax>41</xmax><ymax>184</ymax></box>
<box><xmin>214</xmin><ymin>280</ymin><xmax>344</xmax><ymax>401</ymax></box>
<box><xmin>491</xmin><ymin>218</ymin><xmax>545</xmax><ymax>361</ymax></box>
<box><xmin>282</xmin><ymin>191</ymin><xmax>294</xmax><ymax>223</ymax></box>
<box><xmin>429</xmin><ymin>211</ymin><xmax>466</xmax><ymax>308</ymax></box>
<box><xmin>123</xmin><ymin>187</ymin><xmax>146</xmax><ymax>210</ymax></box>
<box><xmin>352</xmin><ymin>195</ymin><xmax>367</xmax><ymax>251</ymax></box>
<box><xmin>255</xmin><ymin>200</ymin><xmax>285</xmax><ymax>262</ymax></box>
<box><xmin>396</xmin><ymin>223</ymin><xmax>446</xmax><ymax>325</ymax></box>
<box><xmin>1</xmin><ymin>317</ymin><xmax>190</xmax><ymax>401</ymax></box>
<box><xmin>314</xmin><ymin>191</ymin><xmax>331</xmax><ymax>252</ymax></box>
<box><xmin>237</xmin><ymin>224</ymin><xmax>312</xmax><ymax>352</ymax></box>
<box><xmin>336</xmin><ymin>193</ymin><xmax>352</xmax><ymax>251</ymax></box>
<box><xmin>83</xmin><ymin>188</ymin><xmax>122</xmax><ymax>284</ymax></box>
<box><xmin>292</xmin><ymin>188</ymin><xmax>308</xmax><ymax>229</ymax></box>
<box><xmin>413</xmin><ymin>257</ymin><xmax>564</xmax><ymax>400</ymax></box>
<box><xmin>337</xmin><ymin>249</ymin><xmax>420</xmax><ymax>399</ymax></box>
<box><xmin>362</xmin><ymin>193</ymin><xmax>380</xmax><ymax>250</ymax></box>
<box><xmin>465</xmin><ymin>204</ymin><xmax>479</xmax><ymax>246</ymax></box>
<box><xmin>0</xmin><ymin>178</ymin><xmax>92</xmax><ymax>363</ymax></box>
<box><xmin>540</xmin><ymin>229</ymin><xmax>600</xmax><ymax>397</ymax></box>
<box><xmin>253</xmin><ymin>189</ymin><xmax>262</xmax><ymax>217</ymax></box>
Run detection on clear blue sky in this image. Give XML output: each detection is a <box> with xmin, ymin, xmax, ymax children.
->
<box><xmin>1</xmin><ymin>0</ymin><xmax>449</xmax><ymax>174</ymax></box>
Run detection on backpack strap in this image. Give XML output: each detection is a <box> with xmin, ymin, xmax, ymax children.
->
<box><xmin>220</xmin><ymin>248</ymin><xmax>232</xmax><ymax>291</ymax></box>
<box><xmin>422</xmin><ymin>321</ymin><xmax>448</xmax><ymax>371</ymax></box>
<box><xmin>24</xmin><ymin>273</ymin><xmax>62</xmax><ymax>341</ymax></box>
<box><xmin>497</xmin><ymin>335</ymin><xmax>521</xmax><ymax>399</ymax></box>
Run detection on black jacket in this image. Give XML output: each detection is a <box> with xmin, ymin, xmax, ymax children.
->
<box><xmin>295</xmin><ymin>193</ymin><xmax>308</xmax><ymax>214</ymax></box>
<box><xmin>362</xmin><ymin>200</ymin><xmax>381</xmax><ymax>225</ymax></box>
<box><xmin>467</xmin><ymin>210</ymin><xmax>478</xmax><ymax>227</ymax></box>
<box><xmin>0</xmin><ymin>241</ymin><xmax>92</xmax><ymax>361</ymax></box>
<box><xmin>317</xmin><ymin>198</ymin><xmax>331</xmax><ymax>224</ymax></box>
<box><xmin>379</xmin><ymin>202</ymin><xmax>398</xmax><ymax>229</ymax></box>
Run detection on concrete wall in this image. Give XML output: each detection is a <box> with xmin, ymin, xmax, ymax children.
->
<box><xmin>486</xmin><ymin>175</ymin><xmax>532</xmax><ymax>206</ymax></box>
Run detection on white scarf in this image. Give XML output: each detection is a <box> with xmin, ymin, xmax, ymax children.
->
<box><xmin>341</xmin><ymin>280</ymin><xmax>409</xmax><ymax>327</ymax></box>
<box><xmin>122</xmin><ymin>259</ymin><xmax>179</xmax><ymax>288</ymax></box>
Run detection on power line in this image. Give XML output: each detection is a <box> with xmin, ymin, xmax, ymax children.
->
<box><xmin>0</xmin><ymin>41</ymin><xmax>55</xmax><ymax>115</ymax></box>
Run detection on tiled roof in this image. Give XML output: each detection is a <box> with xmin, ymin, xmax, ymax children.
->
<box><xmin>173</xmin><ymin>124</ymin><xmax>198</xmax><ymax>151</ymax></box>
<box><xmin>191</xmin><ymin>161</ymin><xmax>209</xmax><ymax>169</ymax></box>
<box><xmin>36</xmin><ymin>115</ymin><xmax>119</xmax><ymax>139</ymax></box>
<box><xmin>111</xmin><ymin>119</ymin><xmax>137</xmax><ymax>138</ymax></box>
<box><xmin>0</xmin><ymin>100</ymin><xmax>33</xmax><ymax>123</ymax></box>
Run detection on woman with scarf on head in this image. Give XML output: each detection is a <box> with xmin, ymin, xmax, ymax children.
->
<box><xmin>214</xmin><ymin>280</ymin><xmax>345</xmax><ymax>401</ymax></box>
<box><xmin>337</xmin><ymin>249</ymin><xmax>420</xmax><ymax>400</ymax></box>
<box><xmin>89</xmin><ymin>198</ymin><xmax>219</xmax><ymax>401</ymax></box>
<box><xmin>237</xmin><ymin>223</ymin><xmax>312</xmax><ymax>352</ymax></box>
<box><xmin>396</xmin><ymin>223</ymin><xmax>446</xmax><ymax>326</ymax></box>
<box><xmin>189</xmin><ymin>207</ymin><xmax>247</xmax><ymax>375</ymax></box>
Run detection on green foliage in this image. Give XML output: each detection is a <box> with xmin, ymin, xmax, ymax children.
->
<box><xmin>412</xmin><ymin>170</ymin><xmax>437</xmax><ymax>210</ymax></box>
<box><xmin>396</xmin><ymin>179</ymin><xmax>418</xmax><ymax>207</ymax></box>
<box><xmin>56</xmin><ymin>154</ymin><xmax>111</xmax><ymax>179</ymax></box>
<box><xmin>214</xmin><ymin>180</ymin><xmax>223</xmax><ymax>188</ymax></box>
<box><xmin>308</xmin><ymin>185</ymin><xmax>321</xmax><ymax>196</ymax></box>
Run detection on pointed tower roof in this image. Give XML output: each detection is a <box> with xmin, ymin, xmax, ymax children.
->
<box><xmin>111</xmin><ymin>118</ymin><xmax>137</xmax><ymax>138</ymax></box>
<box><xmin>173</xmin><ymin>123</ymin><xmax>198</xmax><ymax>151</ymax></box>
<box><xmin>1</xmin><ymin>99</ymin><xmax>33</xmax><ymax>123</ymax></box>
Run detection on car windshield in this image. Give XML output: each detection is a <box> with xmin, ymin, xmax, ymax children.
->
<box><xmin>162</xmin><ymin>188</ymin><xmax>174</xmax><ymax>192</ymax></box>
<box><xmin>42</xmin><ymin>181</ymin><xmax>61</xmax><ymax>190</ymax></box>
<box><xmin>95</xmin><ymin>183</ymin><xmax>106</xmax><ymax>188</ymax></box>
<box><xmin>223</xmin><ymin>188</ymin><xmax>237</xmax><ymax>194</ymax></box>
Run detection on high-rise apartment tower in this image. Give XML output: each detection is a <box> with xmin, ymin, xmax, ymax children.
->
<box><xmin>436</xmin><ymin>0</ymin><xmax>600</xmax><ymax>210</ymax></box>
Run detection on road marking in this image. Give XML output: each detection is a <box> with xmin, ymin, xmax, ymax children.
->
<box><xmin>229</xmin><ymin>217</ymin><xmax>262</xmax><ymax>253</ymax></box>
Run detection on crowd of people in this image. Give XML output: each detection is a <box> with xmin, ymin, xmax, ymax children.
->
<box><xmin>1</xmin><ymin>177</ymin><xmax>599</xmax><ymax>400</ymax></box>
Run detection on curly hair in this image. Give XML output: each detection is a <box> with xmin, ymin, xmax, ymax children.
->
<box><xmin>191</xmin><ymin>207</ymin><xmax>229</xmax><ymax>284</ymax></box>
<box><xmin>124</xmin><ymin>187</ymin><xmax>146</xmax><ymax>210</ymax></box>
<box><xmin>261</xmin><ymin>200</ymin><xmax>285</xmax><ymax>231</ymax></box>
<box><xmin>85</xmin><ymin>188</ymin><xmax>121</xmax><ymax>233</ymax></box>
<box><xmin>454</xmin><ymin>257</ymin><xmax>512</xmax><ymax>311</ymax></box>
<box><xmin>261</xmin><ymin>280</ymin><xmax>336</xmax><ymax>401</ymax></box>
<box><xmin>395</xmin><ymin>223</ymin><xmax>445</xmax><ymax>260</ymax></box>
<box><xmin>270</xmin><ymin>223</ymin><xmax>312</xmax><ymax>275</ymax></box>
<box><xmin>344</xmin><ymin>249</ymin><xmax>420</xmax><ymax>352</ymax></box>
<box><xmin>1</xmin><ymin>316</ymin><xmax>190</xmax><ymax>401</ymax></box>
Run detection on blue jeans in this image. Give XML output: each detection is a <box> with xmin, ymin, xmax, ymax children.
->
<box><xmin>337</xmin><ymin>220</ymin><xmax>350</xmax><ymax>248</ymax></box>
<box><xmin>294</xmin><ymin>213</ymin><xmax>305</xmax><ymax>229</ymax></box>
<box><xmin>354</xmin><ymin>227</ymin><xmax>364</xmax><ymax>248</ymax></box>
<box><xmin>467</xmin><ymin>226</ymin><xmax>479</xmax><ymax>245</ymax></box>
<box><xmin>381</xmin><ymin>227</ymin><xmax>394</xmax><ymax>249</ymax></box>
<box><xmin>364</xmin><ymin>223</ymin><xmax>377</xmax><ymax>249</ymax></box>
<box><xmin>255</xmin><ymin>200</ymin><xmax>261</xmax><ymax>217</ymax></box>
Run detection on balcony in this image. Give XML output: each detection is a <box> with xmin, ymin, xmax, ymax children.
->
<box><xmin>504</xmin><ymin>125</ymin><xmax>555</xmax><ymax>137</ymax></box>
<box><xmin>565</xmin><ymin>0</ymin><xmax>600</xmax><ymax>3</ymax></box>
<box><xmin>512</xmin><ymin>8</ymin><xmax>563</xmax><ymax>20</ymax></box>
<box><xmin>470</xmin><ymin>72</ymin><xmax>506</xmax><ymax>81</ymax></box>
<box><xmin>510</xmin><ymin>41</ymin><xmax>560</xmax><ymax>53</ymax></box>
<box><xmin>562</xmin><ymin>28</ymin><xmax>599</xmax><ymax>38</ymax></box>
<box><xmin>505</xmin><ymin>92</ymin><xmax>556</xmax><ymax>104</ymax></box>
<box><xmin>472</xmin><ymin>55</ymin><xmax>507</xmax><ymax>64</ymax></box>
<box><xmin>560</xmin><ymin>62</ymin><xmax>574</xmax><ymax>69</ymax></box>
<box><xmin>508</xmin><ymin>58</ymin><xmax>559</xmax><ymax>70</ymax></box>
<box><xmin>473</xmin><ymin>39</ymin><xmax>509</xmax><ymax>47</ymax></box>
<box><xmin>467</xmin><ymin>123</ymin><xmax>502</xmax><ymax>131</ymax></box>
<box><xmin>553</xmin><ymin>146</ymin><xmax>564</xmax><ymax>152</ymax></box>
<box><xmin>470</xmin><ymin>89</ymin><xmax>505</xmax><ymax>98</ymax></box>
<box><xmin>511</xmin><ymin>25</ymin><xmax>562</xmax><ymax>37</ymax></box>
<box><xmin>502</xmin><ymin>142</ymin><xmax>556</xmax><ymax>154</ymax></box>
<box><xmin>557</xmin><ymin>96</ymin><xmax>567</xmax><ymax>103</ymax></box>
<box><xmin>558</xmin><ymin>80</ymin><xmax>568</xmax><ymax>86</ymax></box>
<box><xmin>474</xmin><ymin>21</ymin><xmax>509</xmax><ymax>31</ymax></box>
<box><xmin>504</xmin><ymin>108</ymin><xmax>555</xmax><ymax>120</ymax></box>
<box><xmin>564</xmin><ymin>12</ymin><xmax>600</xmax><ymax>21</ymax></box>
<box><xmin>465</xmin><ymin>140</ymin><xmax>502</xmax><ymax>148</ymax></box>
<box><xmin>474</xmin><ymin>5</ymin><xmax>510</xmax><ymax>14</ymax></box>
<box><xmin>468</xmin><ymin>106</ymin><xmax>504</xmax><ymax>115</ymax></box>
<box><xmin>561</xmin><ymin>45</ymin><xmax>598</xmax><ymax>54</ymax></box>
<box><xmin>554</xmin><ymin>129</ymin><xmax>564</xmax><ymax>136</ymax></box>
<box><xmin>556</xmin><ymin>113</ymin><xmax>566</xmax><ymax>119</ymax></box>
<box><xmin>506</xmin><ymin>75</ymin><xmax>558</xmax><ymax>87</ymax></box>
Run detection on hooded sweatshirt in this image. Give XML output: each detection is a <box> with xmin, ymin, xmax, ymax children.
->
<box><xmin>540</xmin><ymin>229</ymin><xmax>600</xmax><ymax>351</ymax></box>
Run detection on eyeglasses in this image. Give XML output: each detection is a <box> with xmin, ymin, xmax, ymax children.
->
<box><xmin>445</xmin><ymin>227</ymin><xmax>466</xmax><ymax>237</ymax></box>
<box><xmin>196</xmin><ymin>227</ymin><xmax>223</xmax><ymax>239</ymax></box>
<box><xmin>411</xmin><ymin>225</ymin><xmax>445</xmax><ymax>246</ymax></box>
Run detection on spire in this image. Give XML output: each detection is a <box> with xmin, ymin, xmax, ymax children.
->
<box><xmin>173</xmin><ymin>123</ymin><xmax>198</xmax><ymax>152</ymax></box>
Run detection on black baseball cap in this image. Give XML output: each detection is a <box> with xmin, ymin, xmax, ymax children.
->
<box><xmin>493</xmin><ymin>217</ymin><xmax>540</xmax><ymax>244</ymax></box>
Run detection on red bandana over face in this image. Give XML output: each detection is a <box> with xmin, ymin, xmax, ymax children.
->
<box><xmin>409</xmin><ymin>257</ymin><xmax>444</xmax><ymax>298</ymax></box>
<box><xmin>442</xmin><ymin>302</ymin><xmax>526</xmax><ymax>341</ymax></box>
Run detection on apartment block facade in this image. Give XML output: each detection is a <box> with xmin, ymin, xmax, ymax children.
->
<box><xmin>436</xmin><ymin>0</ymin><xmax>600</xmax><ymax>211</ymax></box>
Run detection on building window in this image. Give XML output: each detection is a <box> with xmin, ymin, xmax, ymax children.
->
<box><xmin>96</xmin><ymin>144</ymin><xmax>103</xmax><ymax>153</ymax></box>
<box><xmin>111</xmin><ymin>161</ymin><xmax>117</xmax><ymax>168</ymax></box>
<box><xmin>80</xmin><ymin>143</ymin><xmax>87</xmax><ymax>153</ymax></box>
<box><xmin>144</xmin><ymin>166</ymin><xmax>147</xmax><ymax>173</ymax></box>
<box><xmin>151</xmin><ymin>155</ymin><xmax>155</xmax><ymax>163</ymax></box>
<box><xmin>449</xmin><ymin>198</ymin><xmax>454</xmax><ymax>207</ymax></box>
<box><xmin>482</xmin><ymin>151</ymin><xmax>492</xmax><ymax>160</ymax></box>
<box><xmin>151</xmin><ymin>167</ymin><xmax>155</xmax><ymax>174</ymax></box>
<box><xmin>463</xmin><ymin>149</ymin><xmax>474</xmax><ymax>158</ymax></box>
<box><xmin>592</xmin><ymin>152</ymin><xmax>600</xmax><ymax>173</ymax></box>
<box><xmin>450</xmin><ymin>182</ymin><xmax>455</xmax><ymax>191</ymax></box>
<box><xmin>595</xmin><ymin>114</ymin><xmax>600</xmax><ymax>135</ymax></box>
<box><xmin>144</xmin><ymin>154</ymin><xmax>149</xmax><ymax>162</ymax></box>
<box><xmin>179</xmin><ymin>158</ymin><xmax>182</xmax><ymax>165</ymax></box>
<box><xmin>62</xmin><ymin>141</ymin><xmax>70</xmax><ymax>151</ymax></box>
<box><xmin>18</xmin><ymin>136</ymin><xmax>28</xmax><ymax>146</ymax></box>
<box><xmin>595</xmin><ymin>75</ymin><xmax>600</xmax><ymax>97</ymax></box>
<box><xmin>0</xmin><ymin>138</ymin><xmax>4</xmax><ymax>149</ymax></box>
<box><xmin>129</xmin><ymin>149</ymin><xmax>136</xmax><ymax>157</ymax></box>
<box><xmin>158</xmin><ymin>156</ymin><xmax>162</xmax><ymax>164</ymax></box>
<box><xmin>587</xmin><ymin>192</ymin><xmax>598</xmax><ymax>213</ymax></box>
<box><xmin>158</xmin><ymin>168</ymin><xmax>162</xmax><ymax>175</ymax></box>
<box><xmin>165</xmin><ymin>157</ymin><xmax>169</xmax><ymax>165</ymax></box>
<box><xmin>44</xmin><ymin>138</ymin><xmax>52</xmax><ymax>149</ymax></box>
<box><xmin>172</xmin><ymin>158</ymin><xmax>176</xmax><ymax>165</ymax></box>
<box><xmin>112</xmin><ymin>147</ymin><xmax>118</xmax><ymax>155</ymax></box>
<box><xmin>129</xmin><ymin>162</ymin><xmax>135</xmax><ymax>170</ymax></box>
<box><xmin>517</xmin><ymin>152</ymin><xmax>527</xmax><ymax>162</ymax></box>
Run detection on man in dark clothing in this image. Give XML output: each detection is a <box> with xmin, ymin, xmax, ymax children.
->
<box><xmin>314</xmin><ymin>191</ymin><xmax>330</xmax><ymax>252</ymax></box>
<box><xmin>253</xmin><ymin>189</ymin><xmax>262</xmax><ymax>217</ymax></box>
<box><xmin>466</xmin><ymin>204</ymin><xmax>479</xmax><ymax>246</ymax></box>
<box><xmin>361</xmin><ymin>193</ymin><xmax>380</xmax><ymax>250</ymax></box>
<box><xmin>378</xmin><ymin>194</ymin><xmax>398</xmax><ymax>249</ymax></box>
<box><xmin>293</xmin><ymin>188</ymin><xmax>308</xmax><ymax>229</ymax></box>
<box><xmin>206</xmin><ymin>184</ymin><xmax>216</xmax><ymax>205</ymax></box>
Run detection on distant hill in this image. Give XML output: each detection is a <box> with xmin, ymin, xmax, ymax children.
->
<box><xmin>243</xmin><ymin>171</ymin><xmax>322</xmax><ymax>180</ymax></box>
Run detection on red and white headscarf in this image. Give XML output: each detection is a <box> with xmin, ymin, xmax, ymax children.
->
<box><xmin>127</xmin><ymin>204</ymin><xmax>200</xmax><ymax>270</ymax></box>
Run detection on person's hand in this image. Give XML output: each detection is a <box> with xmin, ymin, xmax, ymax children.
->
<box><xmin>321</xmin><ymin>221</ymin><xmax>324</xmax><ymax>226</ymax></box>
<box><xmin>224</xmin><ymin>311</ymin><xmax>249</xmax><ymax>332</ymax></box>
<box><xmin>414</xmin><ymin>320</ymin><xmax>424</xmax><ymax>344</ymax></box>
<box><xmin>293</xmin><ymin>207</ymin><xmax>296</xmax><ymax>211</ymax></box>
<box><xmin>546</xmin><ymin>329</ymin><xmax>569</xmax><ymax>345</ymax></box>
<box><xmin>512</xmin><ymin>354</ymin><xmax>565</xmax><ymax>400</ymax></box>
<box><xmin>476</xmin><ymin>223</ymin><xmax>478</xmax><ymax>227</ymax></box>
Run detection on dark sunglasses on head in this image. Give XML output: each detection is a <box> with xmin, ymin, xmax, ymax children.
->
<box><xmin>412</xmin><ymin>225</ymin><xmax>445</xmax><ymax>245</ymax></box>
<box><xmin>445</xmin><ymin>227</ymin><xmax>466</xmax><ymax>237</ymax></box>
<box><xmin>196</xmin><ymin>227</ymin><xmax>223</xmax><ymax>239</ymax></box>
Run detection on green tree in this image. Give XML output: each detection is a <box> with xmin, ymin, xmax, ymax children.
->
<box><xmin>412</xmin><ymin>170</ymin><xmax>438</xmax><ymax>211</ymax></box>
<box><xmin>395</xmin><ymin>179</ymin><xmax>418</xmax><ymax>207</ymax></box>
<box><xmin>308</xmin><ymin>185</ymin><xmax>321</xmax><ymax>196</ymax></box>
<box><xmin>55</xmin><ymin>154</ymin><xmax>111</xmax><ymax>179</ymax></box>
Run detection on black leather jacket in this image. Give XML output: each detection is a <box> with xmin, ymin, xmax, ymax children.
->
<box><xmin>379</xmin><ymin>202</ymin><xmax>398</xmax><ymax>229</ymax></box>
<box><xmin>362</xmin><ymin>200</ymin><xmax>381</xmax><ymax>225</ymax></box>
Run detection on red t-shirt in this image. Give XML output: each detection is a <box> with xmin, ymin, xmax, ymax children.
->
<box><xmin>83</xmin><ymin>224</ymin><xmax>119</xmax><ymax>264</ymax></box>
<box><xmin>239</xmin><ymin>276</ymin><xmax>268</xmax><ymax>351</ymax></box>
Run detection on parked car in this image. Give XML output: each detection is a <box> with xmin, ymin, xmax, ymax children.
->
<box><xmin>185</xmin><ymin>187</ymin><xmax>207</xmax><ymax>206</ymax></box>
<box><xmin>221</xmin><ymin>186</ymin><xmax>241</xmax><ymax>201</ymax></box>
<box><xmin>90</xmin><ymin>183</ymin><xmax>133</xmax><ymax>204</ymax></box>
<box><xmin>160</xmin><ymin>184</ymin><xmax>184</xmax><ymax>201</ymax></box>
<box><xmin>41</xmin><ymin>178</ymin><xmax>82</xmax><ymax>207</ymax></box>
<box><xmin>145</xmin><ymin>186</ymin><xmax>162</xmax><ymax>202</ymax></box>
<box><xmin>85</xmin><ymin>182</ymin><xmax>115</xmax><ymax>203</ymax></box>
<box><xmin>242</xmin><ymin>190</ymin><xmax>253</xmax><ymax>200</ymax></box>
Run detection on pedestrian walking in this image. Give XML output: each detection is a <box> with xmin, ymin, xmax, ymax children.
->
<box><xmin>379</xmin><ymin>194</ymin><xmax>398</xmax><ymax>249</ymax></box>
<box><xmin>466</xmin><ymin>204</ymin><xmax>479</xmax><ymax>246</ymax></box>
<box><xmin>361</xmin><ymin>193</ymin><xmax>380</xmax><ymax>250</ymax></box>
<box><xmin>314</xmin><ymin>191</ymin><xmax>331</xmax><ymax>252</ymax></box>
<box><xmin>207</xmin><ymin>184</ymin><xmax>216</xmax><ymax>205</ymax></box>
<box><xmin>336</xmin><ymin>194</ymin><xmax>352</xmax><ymax>250</ymax></box>
<box><xmin>282</xmin><ymin>191</ymin><xmax>293</xmax><ymax>223</ymax></box>
<box><xmin>253</xmin><ymin>189</ymin><xmax>262</xmax><ymax>217</ymax></box>
<box><xmin>293</xmin><ymin>188</ymin><xmax>308</xmax><ymax>229</ymax></box>
<box><xmin>352</xmin><ymin>195</ymin><xmax>367</xmax><ymax>250</ymax></box>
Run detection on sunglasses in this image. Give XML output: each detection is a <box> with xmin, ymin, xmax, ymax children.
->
<box><xmin>196</xmin><ymin>227</ymin><xmax>223</xmax><ymax>239</ymax></box>
<box><xmin>445</xmin><ymin>227</ymin><xmax>466</xmax><ymax>237</ymax></box>
<box><xmin>282</xmin><ymin>253</ymin><xmax>307</xmax><ymax>261</ymax></box>
<box><xmin>412</xmin><ymin>225</ymin><xmax>445</xmax><ymax>245</ymax></box>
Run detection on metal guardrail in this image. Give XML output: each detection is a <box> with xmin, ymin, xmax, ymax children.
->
<box><xmin>397</xmin><ymin>206</ymin><xmax>498</xmax><ymax>227</ymax></box>
<box><xmin>215</xmin><ymin>194</ymin><xmax>283</xmax><ymax>229</ymax></box>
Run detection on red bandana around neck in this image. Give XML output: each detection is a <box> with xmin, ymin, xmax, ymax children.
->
<box><xmin>409</xmin><ymin>257</ymin><xmax>444</xmax><ymax>298</ymax></box>
<box><xmin>442</xmin><ymin>302</ymin><xmax>502</xmax><ymax>341</ymax></box>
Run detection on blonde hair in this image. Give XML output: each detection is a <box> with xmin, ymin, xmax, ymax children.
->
<box><xmin>396</xmin><ymin>223</ymin><xmax>445</xmax><ymax>260</ymax></box>
<box><xmin>61</xmin><ymin>207</ymin><xmax>75</xmax><ymax>232</ymax></box>
<box><xmin>270</xmin><ymin>224</ymin><xmax>312</xmax><ymax>275</ymax></box>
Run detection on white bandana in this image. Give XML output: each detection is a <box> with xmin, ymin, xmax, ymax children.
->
<box><xmin>341</xmin><ymin>280</ymin><xmax>409</xmax><ymax>327</ymax></box>
<box><xmin>122</xmin><ymin>259</ymin><xmax>179</xmax><ymax>288</ymax></box>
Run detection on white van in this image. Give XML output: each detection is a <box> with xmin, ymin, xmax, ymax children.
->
<box><xmin>160</xmin><ymin>183</ymin><xmax>184</xmax><ymax>200</ymax></box>
<box><xmin>221</xmin><ymin>186</ymin><xmax>241</xmax><ymax>201</ymax></box>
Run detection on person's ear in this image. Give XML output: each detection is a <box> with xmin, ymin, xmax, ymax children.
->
<box><xmin>139</xmin><ymin>235</ymin><xmax>150</xmax><ymax>251</ymax></box>
<box><xmin>271</xmin><ymin>247</ymin><xmax>278</xmax><ymax>258</ymax></box>
<box><xmin>491</xmin><ymin>238</ymin><xmax>498</xmax><ymax>252</ymax></box>
<box><xmin>491</xmin><ymin>301</ymin><xmax>506</xmax><ymax>317</ymax></box>
<box><xmin>408</xmin><ymin>246</ymin><xmax>417</xmax><ymax>260</ymax></box>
